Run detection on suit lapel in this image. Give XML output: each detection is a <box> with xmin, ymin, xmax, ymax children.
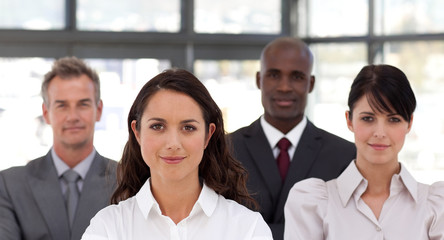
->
<box><xmin>275</xmin><ymin>121</ymin><xmax>322</xmax><ymax>221</ymax></box>
<box><xmin>287</xmin><ymin>121</ymin><xmax>322</xmax><ymax>184</ymax></box>
<box><xmin>28</xmin><ymin>153</ymin><xmax>70</xmax><ymax>240</ymax></box>
<box><xmin>244</xmin><ymin>119</ymin><xmax>282</xmax><ymax>199</ymax></box>
<box><xmin>71</xmin><ymin>154</ymin><xmax>114</xmax><ymax>240</ymax></box>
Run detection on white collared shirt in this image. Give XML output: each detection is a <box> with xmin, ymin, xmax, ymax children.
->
<box><xmin>82</xmin><ymin>179</ymin><xmax>272</xmax><ymax>240</ymax></box>
<box><xmin>284</xmin><ymin>161</ymin><xmax>444</xmax><ymax>240</ymax></box>
<box><xmin>260</xmin><ymin>115</ymin><xmax>307</xmax><ymax>161</ymax></box>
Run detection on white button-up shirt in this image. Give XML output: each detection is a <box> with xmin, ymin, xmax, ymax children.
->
<box><xmin>284</xmin><ymin>161</ymin><xmax>444</xmax><ymax>240</ymax></box>
<box><xmin>82</xmin><ymin>179</ymin><xmax>272</xmax><ymax>240</ymax></box>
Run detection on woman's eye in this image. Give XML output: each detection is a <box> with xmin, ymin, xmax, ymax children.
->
<box><xmin>389</xmin><ymin>117</ymin><xmax>401</xmax><ymax>123</ymax></box>
<box><xmin>183</xmin><ymin>125</ymin><xmax>196</xmax><ymax>131</ymax></box>
<box><xmin>361</xmin><ymin>116</ymin><xmax>373</xmax><ymax>122</ymax></box>
<box><xmin>150</xmin><ymin>124</ymin><xmax>164</xmax><ymax>130</ymax></box>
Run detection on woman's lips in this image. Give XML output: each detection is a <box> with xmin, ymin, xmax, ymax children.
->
<box><xmin>161</xmin><ymin>156</ymin><xmax>185</xmax><ymax>164</ymax></box>
<box><xmin>369</xmin><ymin>143</ymin><xmax>390</xmax><ymax>150</ymax></box>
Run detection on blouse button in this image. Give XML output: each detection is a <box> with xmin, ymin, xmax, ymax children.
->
<box><xmin>376</xmin><ymin>226</ymin><xmax>382</xmax><ymax>232</ymax></box>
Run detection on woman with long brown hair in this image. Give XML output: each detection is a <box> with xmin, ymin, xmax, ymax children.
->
<box><xmin>82</xmin><ymin>69</ymin><xmax>272</xmax><ymax>240</ymax></box>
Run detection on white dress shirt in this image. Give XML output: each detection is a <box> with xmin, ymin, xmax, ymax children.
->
<box><xmin>260</xmin><ymin>115</ymin><xmax>307</xmax><ymax>161</ymax></box>
<box><xmin>284</xmin><ymin>161</ymin><xmax>444</xmax><ymax>240</ymax></box>
<box><xmin>82</xmin><ymin>179</ymin><xmax>272</xmax><ymax>240</ymax></box>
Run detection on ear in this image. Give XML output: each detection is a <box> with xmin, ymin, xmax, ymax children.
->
<box><xmin>204</xmin><ymin>123</ymin><xmax>216</xmax><ymax>149</ymax></box>
<box><xmin>131</xmin><ymin>120</ymin><xmax>141</xmax><ymax>144</ymax></box>
<box><xmin>256</xmin><ymin>71</ymin><xmax>261</xmax><ymax>89</ymax></box>
<box><xmin>345</xmin><ymin>110</ymin><xmax>354</xmax><ymax>132</ymax></box>
<box><xmin>308</xmin><ymin>75</ymin><xmax>315</xmax><ymax>93</ymax></box>
<box><xmin>95</xmin><ymin>100</ymin><xmax>103</xmax><ymax>122</ymax></box>
<box><xmin>407</xmin><ymin>114</ymin><xmax>414</xmax><ymax>133</ymax></box>
<box><xmin>42</xmin><ymin>103</ymin><xmax>50</xmax><ymax>124</ymax></box>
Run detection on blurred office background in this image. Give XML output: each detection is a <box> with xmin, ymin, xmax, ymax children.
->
<box><xmin>1</xmin><ymin>0</ymin><xmax>444</xmax><ymax>183</ymax></box>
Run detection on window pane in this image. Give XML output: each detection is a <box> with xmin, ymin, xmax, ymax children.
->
<box><xmin>77</xmin><ymin>0</ymin><xmax>180</xmax><ymax>32</ymax></box>
<box><xmin>0</xmin><ymin>58</ymin><xmax>170</xmax><ymax>170</ymax></box>
<box><xmin>297</xmin><ymin>0</ymin><xmax>368</xmax><ymax>37</ymax></box>
<box><xmin>375</xmin><ymin>41</ymin><xmax>444</xmax><ymax>183</ymax></box>
<box><xmin>194</xmin><ymin>60</ymin><xmax>262</xmax><ymax>132</ymax></box>
<box><xmin>195</xmin><ymin>0</ymin><xmax>280</xmax><ymax>34</ymax></box>
<box><xmin>0</xmin><ymin>0</ymin><xmax>65</xmax><ymax>30</ymax></box>
<box><xmin>308</xmin><ymin>43</ymin><xmax>367</xmax><ymax>142</ymax></box>
<box><xmin>375</xmin><ymin>0</ymin><xmax>444</xmax><ymax>35</ymax></box>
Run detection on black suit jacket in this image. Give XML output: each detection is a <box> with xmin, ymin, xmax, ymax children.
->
<box><xmin>229</xmin><ymin>118</ymin><xmax>356</xmax><ymax>240</ymax></box>
<box><xmin>0</xmin><ymin>151</ymin><xmax>117</xmax><ymax>240</ymax></box>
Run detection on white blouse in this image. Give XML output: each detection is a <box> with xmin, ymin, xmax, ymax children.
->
<box><xmin>284</xmin><ymin>161</ymin><xmax>444</xmax><ymax>240</ymax></box>
<box><xmin>82</xmin><ymin>179</ymin><xmax>272</xmax><ymax>240</ymax></box>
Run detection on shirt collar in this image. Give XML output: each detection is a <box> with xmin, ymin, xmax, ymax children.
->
<box><xmin>136</xmin><ymin>178</ymin><xmax>157</xmax><ymax>220</ymax></box>
<box><xmin>260</xmin><ymin>115</ymin><xmax>307</xmax><ymax>149</ymax></box>
<box><xmin>136</xmin><ymin>178</ymin><xmax>219</xmax><ymax>220</ymax></box>
<box><xmin>52</xmin><ymin>147</ymin><xmax>96</xmax><ymax>179</ymax></box>
<box><xmin>394</xmin><ymin>163</ymin><xmax>418</xmax><ymax>202</ymax></box>
<box><xmin>336</xmin><ymin>161</ymin><xmax>365</xmax><ymax>207</ymax></box>
<box><xmin>337</xmin><ymin>161</ymin><xmax>418</xmax><ymax>207</ymax></box>
<box><xmin>191</xmin><ymin>182</ymin><xmax>218</xmax><ymax>217</ymax></box>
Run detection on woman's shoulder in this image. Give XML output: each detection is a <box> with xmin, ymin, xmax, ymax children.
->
<box><xmin>289</xmin><ymin>178</ymin><xmax>328</xmax><ymax>198</ymax></box>
<box><xmin>426</xmin><ymin>181</ymin><xmax>444</xmax><ymax>204</ymax></box>
<box><xmin>285</xmin><ymin>178</ymin><xmax>329</xmax><ymax>213</ymax></box>
<box><xmin>215</xmin><ymin>196</ymin><xmax>273</xmax><ymax>238</ymax></box>
<box><xmin>422</xmin><ymin>181</ymin><xmax>444</xmax><ymax>235</ymax></box>
<box><xmin>93</xmin><ymin>196</ymin><xmax>138</xmax><ymax>220</ymax></box>
<box><xmin>82</xmin><ymin>197</ymin><xmax>138</xmax><ymax>239</ymax></box>
<box><xmin>218</xmin><ymin>195</ymin><xmax>262</xmax><ymax>218</ymax></box>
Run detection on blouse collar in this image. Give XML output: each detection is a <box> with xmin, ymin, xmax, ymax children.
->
<box><xmin>336</xmin><ymin>161</ymin><xmax>418</xmax><ymax>207</ymax></box>
<box><xmin>136</xmin><ymin>178</ymin><xmax>219</xmax><ymax>220</ymax></box>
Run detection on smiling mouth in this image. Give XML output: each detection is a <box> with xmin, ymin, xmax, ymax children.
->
<box><xmin>369</xmin><ymin>144</ymin><xmax>390</xmax><ymax>150</ymax></box>
<box><xmin>274</xmin><ymin>99</ymin><xmax>294</xmax><ymax>107</ymax></box>
<box><xmin>64</xmin><ymin>126</ymin><xmax>84</xmax><ymax>131</ymax></box>
<box><xmin>161</xmin><ymin>156</ymin><xmax>185</xmax><ymax>164</ymax></box>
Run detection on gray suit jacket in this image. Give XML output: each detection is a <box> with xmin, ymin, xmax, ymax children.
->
<box><xmin>0</xmin><ymin>151</ymin><xmax>117</xmax><ymax>240</ymax></box>
<box><xmin>229</xmin><ymin>118</ymin><xmax>356</xmax><ymax>240</ymax></box>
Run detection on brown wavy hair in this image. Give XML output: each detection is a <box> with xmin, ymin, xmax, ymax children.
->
<box><xmin>111</xmin><ymin>68</ymin><xmax>257</xmax><ymax>209</ymax></box>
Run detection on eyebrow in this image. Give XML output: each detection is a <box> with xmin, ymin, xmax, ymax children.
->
<box><xmin>359</xmin><ymin>111</ymin><xmax>375</xmax><ymax>115</ymax></box>
<box><xmin>359</xmin><ymin>111</ymin><xmax>400</xmax><ymax>117</ymax></box>
<box><xmin>54</xmin><ymin>98</ymin><xmax>92</xmax><ymax>104</ymax></box>
<box><xmin>267</xmin><ymin>68</ymin><xmax>306</xmax><ymax>75</ymax></box>
<box><xmin>147</xmin><ymin>117</ymin><xmax>201</xmax><ymax>124</ymax></box>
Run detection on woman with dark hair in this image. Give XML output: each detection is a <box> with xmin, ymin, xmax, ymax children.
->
<box><xmin>82</xmin><ymin>69</ymin><xmax>272</xmax><ymax>239</ymax></box>
<box><xmin>284</xmin><ymin>64</ymin><xmax>444</xmax><ymax>239</ymax></box>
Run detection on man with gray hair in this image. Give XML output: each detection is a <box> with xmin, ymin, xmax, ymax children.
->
<box><xmin>0</xmin><ymin>56</ymin><xmax>117</xmax><ymax>240</ymax></box>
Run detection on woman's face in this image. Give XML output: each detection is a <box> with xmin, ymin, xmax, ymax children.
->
<box><xmin>132</xmin><ymin>89</ymin><xmax>215</xmax><ymax>184</ymax></box>
<box><xmin>346</xmin><ymin>96</ymin><xmax>412</xmax><ymax>166</ymax></box>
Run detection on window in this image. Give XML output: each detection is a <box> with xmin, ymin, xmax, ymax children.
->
<box><xmin>77</xmin><ymin>0</ymin><xmax>180</xmax><ymax>32</ymax></box>
<box><xmin>374</xmin><ymin>0</ymin><xmax>444</xmax><ymax>35</ymax></box>
<box><xmin>195</xmin><ymin>0</ymin><xmax>281</xmax><ymax>34</ymax></box>
<box><xmin>297</xmin><ymin>0</ymin><xmax>368</xmax><ymax>37</ymax></box>
<box><xmin>194</xmin><ymin>60</ymin><xmax>261</xmax><ymax>132</ymax></box>
<box><xmin>0</xmin><ymin>0</ymin><xmax>65</xmax><ymax>30</ymax></box>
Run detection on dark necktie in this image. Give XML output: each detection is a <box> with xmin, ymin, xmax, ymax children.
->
<box><xmin>276</xmin><ymin>138</ymin><xmax>291</xmax><ymax>182</ymax></box>
<box><xmin>62</xmin><ymin>169</ymin><xmax>80</xmax><ymax>227</ymax></box>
